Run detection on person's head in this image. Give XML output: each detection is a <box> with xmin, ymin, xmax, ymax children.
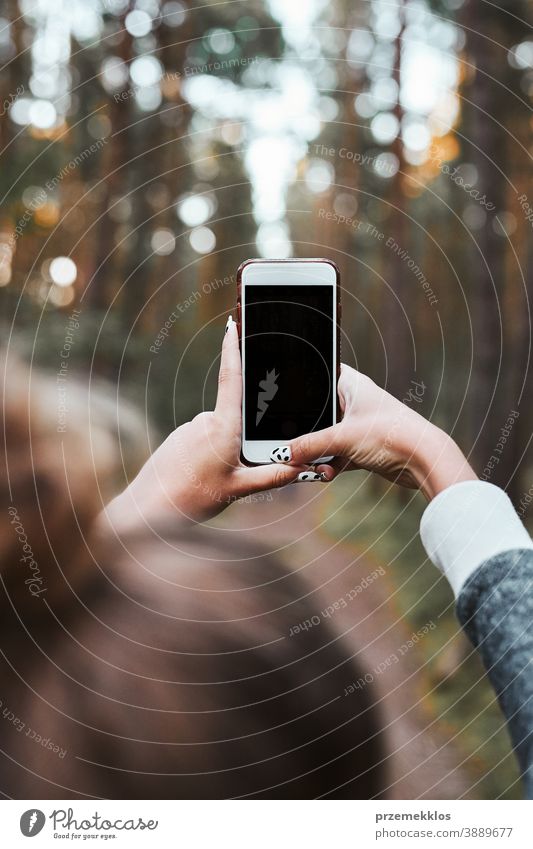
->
<box><xmin>0</xmin><ymin>354</ymin><xmax>386</xmax><ymax>798</ymax></box>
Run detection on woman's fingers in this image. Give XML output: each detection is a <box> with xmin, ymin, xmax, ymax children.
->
<box><xmin>314</xmin><ymin>457</ymin><xmax>352</xmax><ymax>478</ymax></box>
<box><xmin>270</xmin><ymin>424</ymin><xmax>347</xmax><ymax>467</ymax></box>
<box><xmin>235</xmin><ymin>462</ymin><xmax>326</xmax><ymax>494</ymax></box>
<box><xmin>214</xmin><ymin>316</ymin><xmax>242</xmax><ymax>427</ymax></box>
<box><xmin>236</xmin><ymin>458</ymin><xmax>341</xmax><ymax>497</ymax></box>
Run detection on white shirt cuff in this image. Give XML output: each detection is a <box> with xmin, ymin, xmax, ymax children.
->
<box><xmin>420</xmin><ymin>480</ymin><xmax>533</xmax><ymax>598</ymax></box>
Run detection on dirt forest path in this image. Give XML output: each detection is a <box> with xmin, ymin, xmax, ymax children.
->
<box><xmin>218</xmin><ymin>484</ymin><xmax>474</xmax><ymax>800</ymax></box>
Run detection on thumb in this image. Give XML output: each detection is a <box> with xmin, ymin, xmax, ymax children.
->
<box><xmin>271</xmin><ymin>424</ymin><xmax>346</xmax><ymax>466</ymax></box>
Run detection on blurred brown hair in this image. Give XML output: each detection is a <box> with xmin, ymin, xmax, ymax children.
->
<box><xmin>0</xmin><ymin>354</ymin><xmax>385</xmax><ymax>799</ymax></box>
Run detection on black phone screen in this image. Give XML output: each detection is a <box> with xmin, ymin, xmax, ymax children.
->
<box><xmin>243</xmin><ymin>284</ymin><xmax>334</xmax><ymax>441</ymax></box>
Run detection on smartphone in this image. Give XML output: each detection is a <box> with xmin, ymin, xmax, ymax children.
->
<box><xmin>237</xmin><ymin>258</ymin><xmax>341</xmax><ymax>465</ymax></box>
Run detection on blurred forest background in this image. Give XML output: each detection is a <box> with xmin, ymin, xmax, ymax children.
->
<box><xmin>1</xmin><ymin>0</ymin><xmax>533</xmax><ymax>798</ymax></box>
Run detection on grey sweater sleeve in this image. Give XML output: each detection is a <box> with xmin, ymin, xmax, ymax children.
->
<box><xmin>456</xmin><ymin>549</ymin><xmax>533</xmax><ymax>798</ymax></box>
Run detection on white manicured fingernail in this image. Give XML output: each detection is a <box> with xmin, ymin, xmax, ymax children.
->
<box><xmin>270</xmin><ymin>446</ymin><xmax>291</xmax><ymax>463</ymax></box>
<box><xmin>296</xmin><ymin>472</ymin><xmax>325</xmax><ymax>482</ymax></box>
<box><xmin>225</xmin><ymin>315</ymin><xmax>234</xmax><ymax>334</ymax></box>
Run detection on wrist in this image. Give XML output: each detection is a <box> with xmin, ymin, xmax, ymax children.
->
<box><xmin>406</xmin><ymin>424</ymin><xmax>478</xmax><ymax>501</ymax></box>
<box><xmin>100</xmin><ymin>475</ymin><xmax>195</xmax><ymax>536</ymax></box>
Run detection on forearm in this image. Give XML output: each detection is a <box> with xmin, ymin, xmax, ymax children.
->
<box><xmin>457</xmin><ymin>550</ymin><xmax>533</xmax><ymax>798</ymax></box>
<box><xmin>420</xmin><ymin>481</ymin><xmax>533</xmax><ymax>797</ymax></box>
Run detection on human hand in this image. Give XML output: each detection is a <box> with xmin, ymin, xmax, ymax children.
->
<box><xmin>269</xmin><ymin>364</ymin><xmax>477</xmax><ymax>501</ymax></box>
<box><xmin>103</xmin><ymin>316</ymin><xmax>327</xmax><ymax>531</ymax></box>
